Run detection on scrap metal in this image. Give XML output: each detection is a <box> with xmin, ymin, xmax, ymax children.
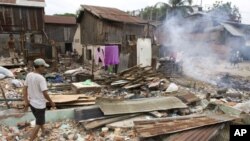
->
<box><xmin>97</xmin><ymin>96</ymin><xmax>188</xmax><ymax>115</ymax></box>
<box><xmin>167</xmin><ymin>124</ymin><xmax>225</xmax><ymax>141</ymax></box>
<box><xmin>134</xmin><ymin>114</ymin><xmax>236</xmax><ymax>138</ymax></box>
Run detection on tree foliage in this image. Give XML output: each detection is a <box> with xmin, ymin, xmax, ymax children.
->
<box><xmin>208</xmin><ymin>1</ymin><xmax>241</xmax><ymax>22</ymax></box>
<box><xmin>134</xmin><ymin>0</ymin><xmax>193</xmax><ymax>21</ymax></box>
<box><xmin>53</xmin><ymin>13</ymin><xmax>76</xmax><ymax>17</ymax></box>
<box><xmin>169</xmin><ymin>0</ymin><xmax>192</xmax><ymax>7</ymax></box>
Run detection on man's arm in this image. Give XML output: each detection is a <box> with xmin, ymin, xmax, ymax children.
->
<box><xmin>40</xmin><ymin>77</ymin><xmax>56</xmax><ymax>108</ymax></box>
<box><xmin>43</xmin><ymin>90</ymin><xmax>56</xmax><ymax>108</ymax></box>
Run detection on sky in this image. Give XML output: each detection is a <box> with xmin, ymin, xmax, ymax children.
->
<box><xmin>45</xmin><ymin>0</ymin><xmax>250</xmax><ymax>24</ymax></box>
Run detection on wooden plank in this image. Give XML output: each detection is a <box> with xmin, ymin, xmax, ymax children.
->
<box><xmin>49</xmin><ymin>95</ymin><xmax>81</xmax><ymax>103</ymax></box>
<box><xmin>49</xmin><ymin>94</ymin><xmax>95</xmax><ymax>103</ymax></box>
<box><xmin>118</xmin><ymin>65</ymin><xmax>140</xmax><ymax>76</ymax></box>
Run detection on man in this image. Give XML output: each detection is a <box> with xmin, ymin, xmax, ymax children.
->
<box><xmin>23</xmin><ymin>58</ymin><xmax>56</xmax><ymax>141</ymax></box>
<box><xmin>7</xmin><ymin>34</ymin><xmax>19</xmax><ymax>64</ymax></box>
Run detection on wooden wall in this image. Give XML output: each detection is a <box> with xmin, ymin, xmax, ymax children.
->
<box><xmin>45</xmin><ymin>24</ymin><xmax>77</xmax><ymax>42</ymax></box>
<box><xmin>0</xmin><ymin>5</ymin><xmax>44</xmax><ymax>33</ymax></box>
<box><xmin>80</xmin><ymin>11</ymin><xmax>145</xmax><ymax>46</ymax></box>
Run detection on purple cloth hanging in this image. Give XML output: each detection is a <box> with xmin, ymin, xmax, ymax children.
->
<box><xmin>104</xmin><ymin>45</ymin><xmax>119</xmax><ymax>65</ymax></box>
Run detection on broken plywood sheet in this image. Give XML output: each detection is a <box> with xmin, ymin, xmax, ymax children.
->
<box><xmin>97</xmin><ymin>97</ymin><xmax>187</xmax><ymax>115</ymax></box>
<box><xmin>49</xmin><ymin>94</ymin><xmax>94</xmax><ymax>103</ymax></box>
<box><xmin>134</xmin><ymin>114</ymin><xmax>236</xmax><ymax>138</ymax></box>
<box><xmin>49</xmin><ymin>95</ymin><xmax>81</xmax><ymax>103</ymax></box>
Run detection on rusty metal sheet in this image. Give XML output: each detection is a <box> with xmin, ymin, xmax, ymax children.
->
<box><xmin>134</xmin><ymin>114</ymin><xmax>236</xmax><ymax>138</ymax></box>
<box><xmin>167</xmin><ymin>124</ymin><xmax>224</xmax><ymax>141</ymax></box>
<box><xmin>81</xmin><ymin>5</ymin><xmax>146</xmax><ymax>24</ymax></box>
<box><xmin>97</xmin><ymin>97</ymin><xmax>188</xmax><ymax>115</ymax></box>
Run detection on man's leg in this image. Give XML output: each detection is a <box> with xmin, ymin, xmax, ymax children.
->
<box><xmin>30</xmin><ymin>125</ymin><xmax>41</xmax><ymax>141</ymax></box>
<box><xmin>29</xmin><ymin>105</ymin><xmax>46</xmax><ymax>140</ymax></box>
<box><xmin>41</xmin><ymin>124</ymin><xmax>50</xmax><ymax>136</ymax></box>
<box><xmin>14</xmin><ymin>52</ymin><xmax>20</xmax><ymax>63</ymax></box>
<box><xmin>9</xmin><ymin>51</ymin><xmax>15</xmax><ymax>64</ymax></box>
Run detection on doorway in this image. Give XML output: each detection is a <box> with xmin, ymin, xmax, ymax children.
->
<box><xmin>65</xmin><ymin>43</ymin><xmax>73</xmax><ymax>53</ymax></box>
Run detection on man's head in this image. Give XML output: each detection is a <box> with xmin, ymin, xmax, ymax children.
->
<box><xmin>33</xmin><ymin>58</ymin><xmax>49</xmax><ymax>73</ymax></box>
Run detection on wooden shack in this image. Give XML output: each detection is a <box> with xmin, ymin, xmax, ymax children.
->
<box><xmin>44</xmin><ymin>15</ymin><xmax>77</xmax><ymax>54</ymax></box>
<box><xmin>77</xmin><ymin>5</ymin><xmax>146</xmax><ymax>66</ymax></box>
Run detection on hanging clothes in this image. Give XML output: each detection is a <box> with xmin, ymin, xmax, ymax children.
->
<box><xmin>94</xmin><ymin>46</ymin><xmax>105</xmax><ymax>66</ymax></box>
<box><xmin>104</xmin><ymin>45</ymin><xmax>119</xmax><ymax>66</ymax></box>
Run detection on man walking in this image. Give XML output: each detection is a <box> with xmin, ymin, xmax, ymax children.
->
<box><xmin>23</xmin><ymin>58</ymin><xmax>56</xmax><ymax>141</ymax></box>
<box><xmin>7</xmin><ymin>34</ymin><xmax>19</xmax><ymax>64</ymax></box>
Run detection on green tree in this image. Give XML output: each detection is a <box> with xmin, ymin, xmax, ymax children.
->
<box><xmin>169</xmin><ymin>0</ymin><xmax>193</xmax><ymax>7</ymax></box>
<box><xmin>53</xmin><ymin>13</ymin><xmax>76</xmax><ymax>17</ymax></box>
<box><xmin>208</xmin><ymin>1</ymin><xmax>241</xmax><ymax>22</ymax></box>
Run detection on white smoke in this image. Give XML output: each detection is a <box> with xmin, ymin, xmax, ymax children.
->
<box><xmin>162</xmin><ymin>11</ymin><xmax>230</xmax><ymax>84</ymax></box>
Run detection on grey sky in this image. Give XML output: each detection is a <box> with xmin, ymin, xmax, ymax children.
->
<box><xmin>45</xmin><ymin>0</ymin><xmax>250</xmax><ymax>24</ymax></box>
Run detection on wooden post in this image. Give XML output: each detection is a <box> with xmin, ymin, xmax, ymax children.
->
<box><xmin>0</xmin><ymin>84</ymin><xmax>10</xmax><ymax>109</ymax></box>
<box><xmin>91</xmin><ymin>46</ymin><xmax>94</xmax><ymax>78</ymax></box>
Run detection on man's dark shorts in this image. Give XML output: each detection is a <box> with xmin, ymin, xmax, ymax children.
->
<box><xmin>30</xmin><ymin>105</ymin><xmax>46</xmax><ymax>125</ymax></box>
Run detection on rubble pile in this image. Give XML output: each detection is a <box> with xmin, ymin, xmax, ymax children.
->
<box><xmin>0</xmin><ymin>78</ymin><xmax>24</xmax><ymax>108</ymax></box>
<box><xmin>0</xmin><ymin>120</ymin><xmax>85</xmax><ymax>141</ymax></box>
<box><xmin>2</xmin><ymin>62</ymin><xmax>250</xmax><ymax>141</ymax></box>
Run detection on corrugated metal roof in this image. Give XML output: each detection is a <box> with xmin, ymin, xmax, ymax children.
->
<box><xmin>97</xmin><ymin>97</ymin><xmax>187</xmax><ymax>115</ymax></box>
<box><xmin>221</xmin><ymin>23</ymin><xmax>245</xmax><ymax>37</ymax></box>
<box><xmin>134</xmin><ymin>114</ymin><xmax>236</xmax><ymax>138</ymax></box>
<box><xmin>81</xmin><ymin>5</ymin><xmax>147</xmax><ymax>24</ymax></box>
<box><xmin>0</xmin><ymin>0</ymin><xmax>45</xmax><ymax>7</ymax></box>
<box><xmin>45</xmin><ymin>15</ymin><xmax>76</xmax><ymax>25</ymax></box>
<box><xmin>167</xmin><ymin>124</ymin><xmax>224</xmax><ymax>141</ymax></box>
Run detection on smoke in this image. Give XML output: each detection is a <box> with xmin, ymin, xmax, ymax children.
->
<box><xmin>161</xmin><ymin>10</ymin><xmax>230</xmax><ymax>84</ymax></box>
